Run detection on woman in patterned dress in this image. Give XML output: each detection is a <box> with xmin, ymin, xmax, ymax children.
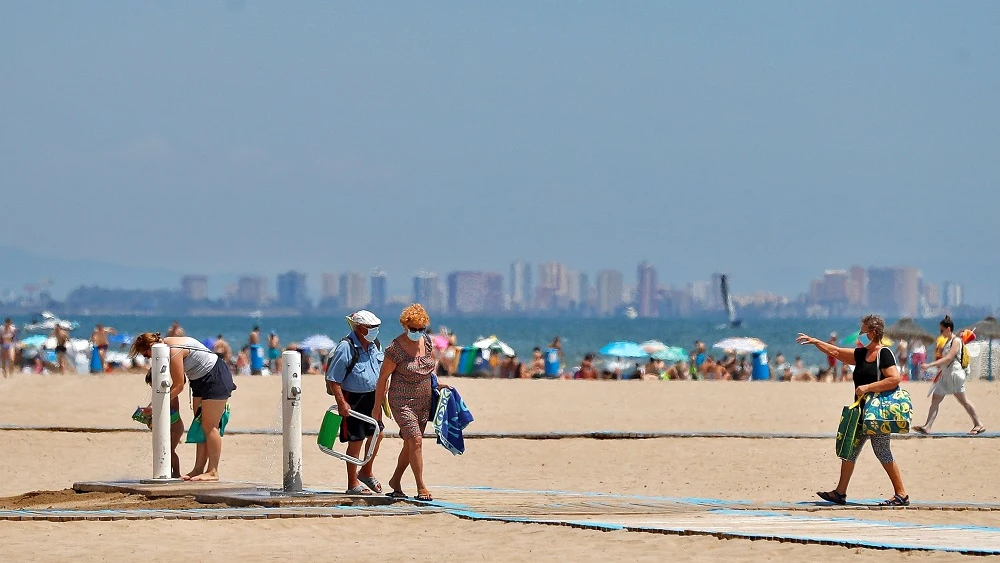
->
<box><xmin>373</xmin><ymin>303</ymin><xmax>448</xmax><ymax>501</ymax></box>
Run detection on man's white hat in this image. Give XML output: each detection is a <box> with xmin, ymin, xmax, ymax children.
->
<box><xmin>346</xmin><ymin>310</ymin><xmax>381</xmax><ymax>329</ymax></box>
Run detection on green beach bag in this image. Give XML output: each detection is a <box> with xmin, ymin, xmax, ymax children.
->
<box><xmin>186</xmin><ymin>405</ymin><xmax>231</xmax><ymax>444</ymax></box>
<box><xmin>836</xmin><ymin>397</ymin><xmax>863</xmax><ymax>460</ymax></box>
<box><xmin>861</xmin><ymin>388</ymin><xmax>912</xmax><ymax>436</ymax></box>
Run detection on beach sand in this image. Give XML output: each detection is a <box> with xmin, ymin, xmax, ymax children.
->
<box><xmin>0</xmin><ymin>375</ymin><xmax>996</xmax><ymax>561</ymax></box>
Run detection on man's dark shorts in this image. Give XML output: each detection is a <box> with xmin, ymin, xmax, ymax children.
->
<box><xmin>339</xmin><ymin>391</ymin><xmax>381</xmax><ymax>443</ymax></box>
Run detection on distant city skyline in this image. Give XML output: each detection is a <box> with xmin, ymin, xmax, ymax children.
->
<box><xmin>1</xmin><ymin>252</ymin><xmax>986</xmax><ymax>321</ymax></box>
<box><xmin>0</xmin><ymin>245</ymin><xmax>989</xmax><ymax>310</ymax></box>
<box><xmin>171</xmin><ymin>261</ymin><xmax>974</xmax><ymax>321</ymax></box>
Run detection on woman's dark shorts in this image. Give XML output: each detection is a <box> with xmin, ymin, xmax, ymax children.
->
<box><xmin>190</xmin><ymin>359</ymin><xmax>237</xmax><ymax>401</ymax></box>
<box><xmin>339</xmin><ymin>391</ymin><xmax>382</xmax><ymax>443</ymax></box>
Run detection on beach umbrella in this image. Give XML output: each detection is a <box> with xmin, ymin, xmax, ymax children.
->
<box><xmin>471</xmin><ymin>335</ymin><xmax>516</xmax><ymax>357</ymax></box>
<box><xmin>639</xmin><ymin>340</ymin><xmax>668</xmax><ymax>355</ymax></box>
<box><xmin>19</xmin><ymin>335</ymin><xmax>47</xmax><ymax>348</ymax></box>
<box><xmin>651</xmin><ymin>346</ymin><xmax>687</xmax><ymax>362</ymax></box>
<box><xmin>108</xmin><ymin>333</ymin><xmax>134</xmax><ymax>345</ymax></box>
<box><xmin>712</xmin><ymin>337</ymin><xmax>767</xmax><ymax>354</ymax></box>
<box><xmin>598</xmin><ymin>341</ymin><xmax>648</xmax><ymax>359</ymax></box>
<box><xmin>840</xmin><ymin>331</ymin><xmax>893</xmax><ymax>347</ymax></box>
<box><xmin>964</xmin><ymin>317</ymin><xmax>1000</xmax><ymax>381</ymax></box>
<box><xmin>884</xmin><ymin>318</ymin><xmax>936</xmax><ymax>344</ymax></box>
<box><xmin>965</xmin><ymin>316</ymin><xmax>1000</xmax><ymax>339</ymax></box>
<box><xmin>299</xmin><ymin>334</ymin><xmax>337</xmax><ymax>351</ymax></box>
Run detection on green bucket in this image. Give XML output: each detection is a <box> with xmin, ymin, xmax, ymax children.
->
<box><xmin>318</xmin><ymin>410</ymin><xmax>343</xmax><ymax>450</ymax></box>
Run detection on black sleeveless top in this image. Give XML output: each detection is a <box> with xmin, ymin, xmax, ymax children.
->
<box><xmin>852</xmin><ymin>347</ymin><xmax>896</xmax><ymax>389</ymax></box>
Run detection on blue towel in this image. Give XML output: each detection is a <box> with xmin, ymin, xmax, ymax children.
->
<box><xmin>432</xmin><ymin>386</ymin><xmax>474</xmax><ymax>455</ymax></box>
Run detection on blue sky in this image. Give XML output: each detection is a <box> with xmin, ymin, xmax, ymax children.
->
<box><xmin>2</xmin><ymin>2</ymin><xmax>998</xmax><ymax>302</ymax></box>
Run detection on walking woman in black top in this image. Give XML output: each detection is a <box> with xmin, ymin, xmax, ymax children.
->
<box><xmin>797</xmin><ymin>314</ymin><xmax>910</xmax><ymax>506</ymax></box>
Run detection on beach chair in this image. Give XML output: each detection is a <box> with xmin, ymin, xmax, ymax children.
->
<box><xmin>316</xmin><ymin>405</ymin><xmax>383</xmax><ymax>466</ymax></box>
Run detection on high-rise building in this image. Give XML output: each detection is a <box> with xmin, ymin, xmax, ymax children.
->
<box><xmin>688</xmin><ymin>280</ymin><xmax>711</xmax><ymax>307</ymax></box>
<box><xmin>707</xmin><ymin>273</ymin><xmax>725</xmax><ymax>310</ymax></box>
<box><xmin>237</xmin><ymin>276</ymin><xmax>268</xmax><ymax>306</ymax></box>
<box><xmin>447</xmin><ymin>271</ymin><xmax>504</xmax><ymax>315</ymax></box>
<box><xmin>413</xmin><ymin>271</ymin><xmax>444</xmax><ymax>312</ymax></box>
<box><xmin>899</xmin><ymin>268</ymin><xmax>921</xmax><ymax>316</ymax></box>
<box><xmin>509</xmin><ymin>261</ymin><xmax>532</xmax><ymax>311</ymax></box>
<box><xmin>867</xmin><ymin>267</ymin><xmax>920</xmax><ymax>317</ymax></box>
<box><xmin>814</xmin><ymin>270</ymin><xmax>849</xmax><ymax>305</ymax></box>
<box><xmin>944</xmin><ymin>282</ymin><xmax>964</xmax><ymax>309</ymax></box>
<box><xmin>508</xmin><ymin>260</ymin><xmax>531</xmax><ymax>311</ymax></box>
<box><xmin>922</xmin><ymin>282</ymin><xmax>941</xmax><ymax>310</ymax></box>
<box><xmin>596</xmin><ymin>270</ymin><xmax>624</xmax><ymax>317</ymax></box>
<box><xmin>847</xmin><ymin>266</ymin><xmax>867</xmax><ymax>307</ymax></box>
<box><xmin>659</xmin><ymin>287</ymin><xmax>694</xmax><ymax>318</ymax></box>
<box><xmin>277</xmin><ymin>271</ymin><xmax>308</xmax><ymax>309</ymax></box>
<box><xmin>565</xmin><ymin>269</ymin><xmax>581</xmax><ymax>304</ymax></box>
<box><xmin>578</xmin><ymin>272</ymin><xmax>591</xmax><ymax>310</ymax></box>
<box><xmin>181</xmin><ymin>275</ymin><xmax>208</xmax><ymax>301</ymax></box>
<box><xmin>320</xmin><ymin>273</ymin><xmax>339</xmax><ymax>300</ymax></box>
<box><xmin>339</xmin><ymin>272</ymin><xmax>367</xmax><ymax>311</ymax></box>
<box><xmin>370</xmin><ymin>270</ymin><xmax>388</xmax><ymax>311</ymax></box>
<box><xmin>537</xmin><ymin>262</ymin><xmax>568</xmax><ymax>295</ymax></box>
<box><xmin>637</xmin><ymin>262</ymin><xmax>658</xmax><ymax>318</ymax></box>
<box><xmin>534</xmin><ymin>262</ymin><xmax>567</xmax><ymax>311</ymax></box>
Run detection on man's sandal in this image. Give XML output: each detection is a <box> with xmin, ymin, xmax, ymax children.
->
<box><xmin>817</xmin><ymin>490</ymin><xmax>847</xmax><ymax>505</ymax></box>
<box><xmin>878</xmin><ymin>494</ymin><xmax>910</xmax><ymax>507</ymax></box>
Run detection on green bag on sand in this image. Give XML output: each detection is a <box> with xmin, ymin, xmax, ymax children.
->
<box><xmin>836</xmin><ymin>397</ymin><xmax>863</xmax><ymax>460</ymax></box>
<box><xmin>861</xmin><ymin>388</ymin><xmax>912</xmax><ymax>436</ymax></box>
<box><xmin>186</xmin><ymin>405</ymin><xmax>231</xmax><ymax>444</ymax></box>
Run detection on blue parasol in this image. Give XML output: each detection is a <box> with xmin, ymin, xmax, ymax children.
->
<box><xmin>108</xmin><ymin>333</ymin><xmax>134</xmax><ymax>345</ymax></box>
<box><xmin>20</xmin><ymin>335</ymin><xmax>48</xmax><ymax>348</ymax></box>
<box><xmin>598</xmin><ymin>341</ymin><xmax>649</xmax><ymax>359</ymax></box>
<box><xmin>651</xmin><ymin>346</ymin><xmax>688</xmax><ymax>362</ymax></box>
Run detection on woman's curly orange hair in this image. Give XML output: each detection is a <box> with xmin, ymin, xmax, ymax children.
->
<box><xmin>399</xmin><ymin>303</ymin><xmax>430</xmax><ymax>329</ymax></box>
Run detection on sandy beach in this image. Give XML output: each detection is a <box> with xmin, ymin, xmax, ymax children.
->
<box><xmin>0</xmin><ymin>375</ymin><xmax>997</xmax><ymax>561</ymax></box>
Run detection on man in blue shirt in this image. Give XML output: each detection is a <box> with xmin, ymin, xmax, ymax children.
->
<box><xmin>326</xmin><ymin>310</ymin><xmax>385</xmax><ymax>495</ymax></box>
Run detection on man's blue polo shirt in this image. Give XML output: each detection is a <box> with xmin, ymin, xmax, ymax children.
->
<box><xmin>325</xmin><ymin>332</ymin><xmax>383</xmax><ymax>393</ymax></box>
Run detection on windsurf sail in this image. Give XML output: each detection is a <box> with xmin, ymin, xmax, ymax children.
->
<box><xmin>720</xmin><ymin>275</ymin><xmax>742</xmax><ymax>328</ymax></box>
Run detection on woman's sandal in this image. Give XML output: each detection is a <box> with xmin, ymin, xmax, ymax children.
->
<box><xmin>415</xmin><ymin>492</ymin><xmax>434</xmax><ymax>502</ymax></box>
<box><xmin>878</xmin><ymin>494</ymin><xmax>910</xmax><ymax>507</ymax></box>
<box><xmin>816</xmin><ymin>490</ymin><xmax>847</xmax><ymax>505</ymax></box>
<box><xmin>359</xmin><ymin>475</ymin><xmax>383</xmax><ymax>494</ymax></box>
<box><xmin>385</xmin><ymin>490</ymin><xmax>409</xmax><ymax>499</ymax></box>
<box><xmin>346</xmin><ymin>484</ymin><xmax>372</xmax><ymax>495</ymax></box>
<box><xmin>969</xmin><ymin>426</ymin><xmax>987</xmax><ymax>435</ymax></box>
<box><xmin>913</xmin><ymin>426</ymin><xmax>929</xmax><ymax>435</ymax></box>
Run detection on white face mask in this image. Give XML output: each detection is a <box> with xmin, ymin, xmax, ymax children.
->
<box><xmin>363</xmin><ymin>327</ymin><xmax>379</xmax><ymax>343</ymax></box>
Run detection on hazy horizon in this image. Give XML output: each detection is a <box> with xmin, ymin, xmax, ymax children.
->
<box><xmin>3</xmin><ymin>2</ymin><xmax>998</xmax><ymax>302</ymax></box>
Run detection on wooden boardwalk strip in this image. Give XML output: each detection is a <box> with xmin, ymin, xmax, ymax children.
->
<box><xmin>6</xmin><ymin>484</ymin><xmax>1000</xmax><ymax>554</ymax></box>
